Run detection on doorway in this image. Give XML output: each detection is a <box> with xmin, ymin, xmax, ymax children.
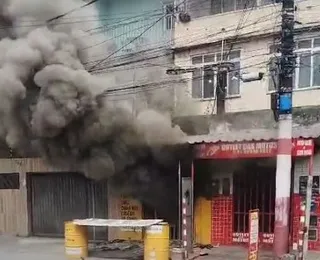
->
<box><xmin>233</xmin><ymin>164</ymin><xmax>276</xmax><ymax>234</ymax></box>
<box><xmin>28</xmin><ymin>172</ymin><xmax>108</xmax><ymax>239</ymax></box>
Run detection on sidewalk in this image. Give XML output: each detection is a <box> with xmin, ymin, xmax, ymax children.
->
<box><xmin>1</xmin><ymin>236</ymin><xmax>320</xmax><ymax>260</ymax></box>
<box><xmin>0</xmin><ymin>236</ymin><xmax>118</xmax><ymax>260</ymax></box>
<box><xmin>183</xmin><ymin>246</ymin><xmax>320</xmax><ymax>260</ymax></box>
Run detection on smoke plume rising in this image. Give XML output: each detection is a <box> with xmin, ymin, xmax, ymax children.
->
<box><xmin>0</xmin><ymin>0</ymin><xmax>187</xmax><ymax>214</ymax></box>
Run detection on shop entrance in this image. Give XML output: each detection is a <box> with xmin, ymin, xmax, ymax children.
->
<box><xmin>233</xmin><ymin>164</ymin><xmax>276</xmax><ymax>236</ymax></box>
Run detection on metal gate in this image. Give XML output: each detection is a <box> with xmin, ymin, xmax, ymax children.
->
<box><xmin>28</xmin><ymin>172</ymin><xmax>108</xmax><ymax>239</ymax></box>
<box><xmin>233</xmin><ymin>167</ymin><xmax>276</xmax><ymax>234</ymax></box>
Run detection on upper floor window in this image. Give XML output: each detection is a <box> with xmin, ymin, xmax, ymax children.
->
<box><xmin>188</xmin><ymin>0</ymin><xmax>279</xmax><ymax>19</ymax></box>
<box><xmin>164</xmin><ymin>3</ymin><xmax>175</xmax><ymax>30</ymax></box>
<box><xmin>191</xmin><ymin>50</ymin><xmax>241</xmax><ymax>99</ymax></box>
<box><xmin>268</xmin><ymin>37</ymin><xmax>320</xmax><ymax>91</ymax></box>
<box><xmin>211</xmin><ymin>0</ymin><xmax>256</xmax><ymax>15</ymax></box>
<box><xmin>260</xmin><ymin>0</ymin><xmax>278</xmax><ymax>5</ymax></box>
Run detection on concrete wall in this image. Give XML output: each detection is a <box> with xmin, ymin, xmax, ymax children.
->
<box><xmin>175</xmin><ymin>36</ymin><xmax>320</xmax><ymax>116</ymax></box>
<box><xmin>0</xmin><ymin>190</ymin><xmax>23</xmax><ymax>235</ymax></box>
<box><xmin>173</xmin><ymin>0</ymin><xmax>320</xmax><ymax>117</ymax></box>
<box><xmin>175</xmin><ymin>0</ymin><xmax>319</xmax><ymax>48</ymax></box>
<box><xmin>0</xmin><ymin>158</ymin><xmax>66</xmax><ymax>237</ymax></box>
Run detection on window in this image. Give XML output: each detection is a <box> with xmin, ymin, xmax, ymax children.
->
<box><xmin>191</xmin><ymin>50</ymin><xmax>241</xmax><ymax>99</ymax></box>
<box><xmin>211</xmin><ymin>179</ymin><xmax>220</xmax><ymax>197</ymax></box>
<box><xmin>164</xmin><ymin>3</ymin><xmax>175</xmax><ymax>30</ymax></box>
<box><xmin>308</xmin><ymin>229</ymin><xmax>318</xmax><ymax>241</ymax></box>
<box><xmin>222</xmin><ymin>178</ymin><xmax>231</xmax><ymax>196</ymax></box>
<box><xmin>260</xmin><ymin>0</ymin><xmax>278</xmax><ymax>5</ymax></box>
<box><xmin>0</xmin><ymin>173</ymin><xmax>19</xmax><ymax>189</ymax></box>
<box><xmin>211</xmin><ymin>0</ymin><xmax>256</xmax><ymax>15</ymax></box>
<box><xmin>310</xmin><ymin>216</ymin><xmax>318</xmax><ymax>227</ymax></box>
<box><xmin>296</xmin><ymin>38</ymin><xmax>320</xmax><ymax>89</ymax></box>
<box><xmin>268</xmin><ymin>37</ymin><xmax>320</xmax><ymax>92</ymax></box>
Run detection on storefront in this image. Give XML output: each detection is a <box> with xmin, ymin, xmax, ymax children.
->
<box><xmin>192</xmin><ymin>138</ymin><xmax>316</xmax><ymax>250</ymax></box>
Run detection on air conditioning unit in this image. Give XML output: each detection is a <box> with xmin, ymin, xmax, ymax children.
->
<box><xmin>179</xmin><ymin>12</ymin><xmax>191</xmax><ymax>23</ymax></box>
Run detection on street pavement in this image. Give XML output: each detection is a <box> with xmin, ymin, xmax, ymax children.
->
<box><xmin>1</xmin><ymin>236</ymin><xmax>320</xmax><ymax>259</ymax></box>
<box><xmin>0</xmin><ymin>236</ymin><xmax>66</xmax><ymax>260</ymax></box>
<box><xmin>0</xmin><ymin>236</ymin><xmax>113</xmax><ymax>260</ymax></box>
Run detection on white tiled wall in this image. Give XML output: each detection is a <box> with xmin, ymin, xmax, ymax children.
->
<box><xmin>293</xmin><ymin>152</ymin><xmax>320</xmax><ymax>194</ymax></box>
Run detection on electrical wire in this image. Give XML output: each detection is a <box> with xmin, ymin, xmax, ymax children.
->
<box><xmin>92</xmin><ymin>1</ymin><xmax>320</xmax><ymax>101</ymax></box>
<box><xmin>46</xmin><ymin>0</ymin><xmax>99</xmax><ymax>23</ymax></box>
<box><xmin>87</xmin><ymin>0</ymin><xmax>190</xmax><ymax>71</ymax></box>
<box><xmin>88</xmin><ymin>16</ymin><xmax>167</xmax><ymax>72</ymax></box>
<box><xmin>95</xmin><ymin>59</ymin><xmax>271</xmax><ymax>97</ymax></box>
<box><xmin>208</xmin><ymin>0</ymin><xmax>256</xmax><ymax>115</ymax></box>
<box><xmin>91</xmin><ymin>44</ymin><xmax>273</xmax><ymax>74</ymax></box>
<box><xmin>85</xmin><ymin>12</ymin><xmax>282</xmax><ymax>71</ymax></box>
<box><xmin>88</xmin><ymin>24</ymin><xmax>281</xmax><ymax>74</ymax></box>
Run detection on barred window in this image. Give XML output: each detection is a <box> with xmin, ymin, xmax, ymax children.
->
<box><xmin>0</xmin><ymin>173</ymin><xmax>19</xmax><ymax>189</ymax></box>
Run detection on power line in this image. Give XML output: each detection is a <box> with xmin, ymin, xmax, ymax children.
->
<box><xmin>46</xmin><ymin>0</ymin><xmax>99</xmax><ymax>23</ymax></box>
<box><xmin>211</xmin><ymin>0</ymin><xmax>255</xmax><ymax>115</ymax></box>
<box><xmin>88</xmin><ymin>15</ymin><xmax>167</xmax><ymax>72</ymax></box>
<box><xmin>94</xmin><ymin>59</ymin><xmax>271</xmax><ymax>98</ymax></box>
<box><xmin>91</xmin><ymin>46</ymin><xmax>273</xmax><ymax>74</ymax></box>
<box><xmin>88</xmin><ymin>24</ymin><xmax>281</xmax><ymax>73</ymax></box>
<box><xmin>80</xmin><ymin>16</ymin><xmax>164</xmax><ymax>51</ymax></box>
<box><xmin>85</xmin><ymin>12</ymin><xmax>282</xmax><ymax>70</ymax></box>
<box><xmin>87</xmin><ymin>0</ymin><xmax>189</xmax><ymax>71</ymax></box>
<box><xmin>95</xmin><ymin>48</ymin><xmax>320</xmax><ymax>98</ymax></box>
<box><xmin>0</xmin><ymin>11</ymin><xmax>163</xmax><ymax>32</ymax></box>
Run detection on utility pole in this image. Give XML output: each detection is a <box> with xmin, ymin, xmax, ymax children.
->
<box><xmin>273</xmin><ymin>0</ymin><xmax>295</xmax><ymax>259</ymax></box>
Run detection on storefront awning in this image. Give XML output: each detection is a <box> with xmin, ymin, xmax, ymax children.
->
<box><xmin>184</xmin><ymin>123</ymin><xmax>320</xmax><ymax>144</ymax></box>
<box><xmin>73</xmin><ymin>218</ymin><xmax>163</xmax><ymax>227</ymax></box>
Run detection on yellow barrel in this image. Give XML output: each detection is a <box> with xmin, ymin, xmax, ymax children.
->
<box><xmin>144</xmin><ymin>222</ymin><xmax>170</xmax><ymax>260</ymax></box>
<box><xmin>64</xmin><ymin>221</ymin><xmax>89</xmax><ymax>259</ymax></box>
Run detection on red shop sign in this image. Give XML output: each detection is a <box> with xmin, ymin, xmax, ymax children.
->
<box><xmin>194</xmin><ymin>139</ymin><xmax>314</xmax><ymax>159</ymax></box>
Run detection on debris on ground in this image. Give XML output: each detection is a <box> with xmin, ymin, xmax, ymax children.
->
<box><xmin>92</xmin><ymin>239</ymin><xmax>143</xmax><ymax>251</ymax></box>
<box><xmin>90</xmin><ymin>240</ymin><xmax>144</xmax><ymax>260</ymax></box>
<box><xmin>170</xmin><ymin>240</ymin><xmax>182</xmax><ymax>248</ymax></box>
<box><xmin>90</xmin><ymin>239</ymin><xmax>218</xmax><ymax>260</ymax></box>
<box><xmin>194</xmin><ymin>243</ymin><xmax>214</xmax><ymax>249</ymax></box>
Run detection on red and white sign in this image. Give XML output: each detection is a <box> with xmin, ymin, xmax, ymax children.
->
<box><xmin>232</xmin><ymin>233</ymin><xmax>274</xmax><ymax>244</ymax></box>
<box><xmin>195</xmin><ymin>139</ymin><xmax>314</xmax><ymax>159</ymax></box>
<box><xmin>292</xmin><ymin>139</ymin><xmax>314</xmax><ymax>157</ymax></box>
<box><xmin>248</xmin><ymin>210</ymin><xmax>259</xmax><ymax>260</ymax></box>
<box><xmin>233</xmin><ymin>233</ymin><xmax>249</xmax><ymax>243</ymax></box>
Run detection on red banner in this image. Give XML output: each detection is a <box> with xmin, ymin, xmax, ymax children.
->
<box><xmin>194</xmin><ymin>139</ymin><xmax>314</xmax><ymax>159</ymax></box>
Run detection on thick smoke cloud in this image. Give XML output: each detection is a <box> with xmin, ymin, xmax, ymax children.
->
<box><xmin>0</xmin><ymin>0</ymin><xmax>186</xmax><ymax>214</ymax></box>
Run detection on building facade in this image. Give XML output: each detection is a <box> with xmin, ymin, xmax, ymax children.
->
<box><xmin>0</xmin><ymin>0</ymin><xmax>177</xmax><ymax>239</ymax></box>
<box><xmin>93</xmin><ymin>0</ymin><xmax>177</xmax><ymax>112</ymax></box>
<box><xmin>172</xmin><ymin>0</ymin><xmax>320</xmax><ymax>252</ymax></box>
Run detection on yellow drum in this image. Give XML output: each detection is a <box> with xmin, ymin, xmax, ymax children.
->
<box><xmin>64</xmin><ymin>221</ymin><xmax>89</xmax><ymax>259</ymax></box>
<box><xmin>144</xmin><ymin>222</ymin><xmax>170</xmax><ymax>260</ymax></box>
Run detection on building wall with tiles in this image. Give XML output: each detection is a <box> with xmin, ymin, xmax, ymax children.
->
<box><xmin>292</xmin><ymin>152</ymin><xmax>320</xmax><ymax>251</ymax></box>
